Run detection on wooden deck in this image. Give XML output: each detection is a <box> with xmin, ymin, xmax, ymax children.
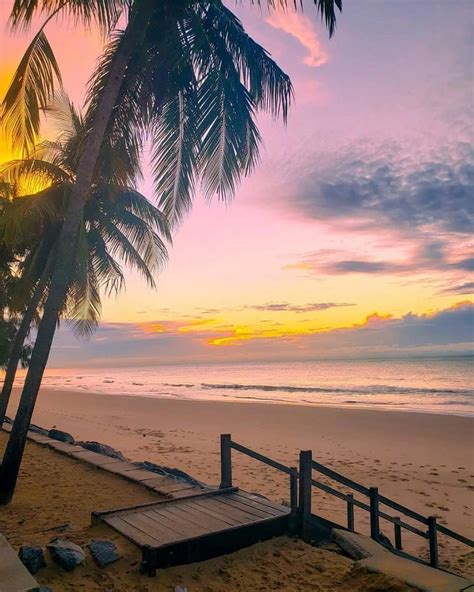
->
<box><xmin>92</xmin><ymin>487</ymin><xmax>292</xmax><ymax>575</ymax></box>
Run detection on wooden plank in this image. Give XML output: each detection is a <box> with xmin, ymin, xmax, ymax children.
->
<box><xmin>102</xmin><ymin>461</ymin><xmax>149</xmax><ymax>475</ymax></box>
<box><xmin>214</xmin><ymin>495</ymin><xmax>280</xmax><ymax>520</ymax></box>
<box><xmin>141</xmin><ymin>507</ymin><xmax>200</xmax><ymax>538</ymax></box>
<box><xmin>105</xmin><ymin>515</ymin><xmax>162</xmax><ymax>547</ymax></box>
<box><xmin>0</xmin><ymin>533</ymin><xmax>39</xmax><ymax>592</ymax></box>
<box><xmin>163</xmin><ymin>502</ymin><xmax>232</xmax><ymax>532</ymax></box>
<box><xmin>169</xmin><ymin>488</ymin><xmax>205</xmax><ymax>499</ymax></box>
<box><xmin>191</xmin><ymin>497</ymin><xmax>262</xmax><ymax>524</ymax></box>
<box><xmin>235</xmin><ymin>491</ymin><xmax>290</xmax><ymax>513</ymax></box>
<box><xmin>182</xmin><ymin>499</ymin><xmax>244</xmax><ymax>526</ymax></box>
<box><xmin>116</xmin><ymin>468</ymin><xmax>165</xmax><ymax>482</ymax></box>
<box><xmin>70</xmin><ymin>450</ymin><xmax>122</xmax><ymax>467</ymax></box>
<box><xmin>93</xmin><ymin>487</ymin><xmax>238</xmax><ymax>521</ymax></box>
<box><xmin>183</xmin><ymin>499</ymin><xmax>244</xmax><ymax>527</ymax></box>
<box><xmin>141</xmin><ymin>475</ymin><xmax>179</xmax><ymax>488</ymax></box>
<box><xmin>118</xmin><ymin>512</ymin><xmax>181</xmax><ymax>544</ymax></box>
<box><xmin>151</xmin><ymin>482</ymin><xmax>197</xmax><ymax>494</ymax></box>
<box><xmin>47</xmin><ymin>441</ymin><xmax>84</xmax><ymax>453</ymax></box>
<box><xmin>145</xmin><ymin>507</ymin><xmax>207</xmax><ymax>539</ymax></box>
<box><xmin>229</xmin><ymin>493</ymin><xmax>286</xmax><ymax>517</ymax></box>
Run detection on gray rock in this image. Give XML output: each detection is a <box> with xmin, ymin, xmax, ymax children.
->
<box><xmin>48</xmin><ymin>429</ymin><xmax>74</xmax><ymax>444</ymax></box>
<box><xmin>78</xmin><ymin>441</ymin><xmax>126</xmax><ymax>461</ymax></box>
<box><xmin>29</xmin><ymin>424</ymin><xmax>49</xmax><ymax>436</ymax></box>
<box><xmin>37</xmin><ymin>587</ymin><xmax>53</xmax><ymax>592</ymax></box>
<box><xmin>175</xmin><ymin>587</ymin><xmax>188</xmax><ymax>592</ymax></box>
<box><xmin>18</xmin><ymin>545</ymin><xmax>46</xmax><ymax>574</ymax></box>
<box><xmin>47</xmin><ymin>538</ymin><xmax>85</xmax><ymax>571</ymax></box>
<box><xmin>134</xmin><ymin>461</ymin><xmax>201</xmax><ymax>486</ymax></box>
<box><xmin>87</xmin><ymin>540</ymin><xmax>120</xmax><ymax>567</ymax></box>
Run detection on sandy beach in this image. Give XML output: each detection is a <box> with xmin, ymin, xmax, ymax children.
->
<box><xmin>6</xmin><ymin>386</ymin><xmax>474</xmax><ymax>577</ymax></box>
<box><xmin>1</xmin><ymin>431</ymin><xmax>421</xmax><ymax>591</ymax></box>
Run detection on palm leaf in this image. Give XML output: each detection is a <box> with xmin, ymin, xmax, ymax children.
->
<box><xmin>1</xmin><ymin>30</ymin><xmax>61</xmax><ymax>154</ymax></box>
<box><xmin>9</xmin><ymin>1</ymin><xmax>127</xmax><ymax>35</ymax></box>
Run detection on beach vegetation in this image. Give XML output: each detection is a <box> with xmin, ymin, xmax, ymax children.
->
<box><xmin>0</xmin><ymin>0</ymin><xmax>340</xmax><ymax>503</ymax></box>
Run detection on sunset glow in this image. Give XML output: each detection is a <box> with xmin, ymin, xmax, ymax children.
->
<box><xmin>1</xmin><ymin>1</ymin><xmax>472</xmax><ymax>366</ymax></box>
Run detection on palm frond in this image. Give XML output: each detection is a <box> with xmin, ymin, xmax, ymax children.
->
<box><xmin>85</xmin><ymin>31</ymin><xmax>147</xmax><ymax>187</ymax></box>
<box><xmin>152</xmin><ymin>87</ymin><xmax>200</xmax><ymax>226</ymax></box>
<box><xmin>0</xmin><ymin>184</ymin><xmax>65</xmax><ymax>246</ymax></box>
<box><xmin>86</xmin><ymin>225</ymin><xmax>124</xmax><ymax>296</ymax></box>
<box><xmin>1</xmin><ymin>157</ymin><xmax>71</xmax><ymax>188</ymax></box>
<box><xmin>196</xmin><ymin>65</ymin><xmax>261</xmax><ymax>201</ymax></box>
<box><xmin>10</xmin><ymin>0</ymin><xmax>127</xmax><ymax>35</ymax></box>
<box><xmin>201</xmin><ymin>4</ymin><xmax>293</xmax><ymax>122</ymax></box>
<box><xmin>1</xmin><ymin>30</ymin><xmax>61</xmax><ymax>154</ymax></box>
<box><xmin>65</xmin><ymin>220</ymin><xmax>100</xmax><ymax>339</ymax></box>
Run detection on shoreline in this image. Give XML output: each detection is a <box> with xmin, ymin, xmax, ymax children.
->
<box><xmin>9</xmin><ymin>382</ymin><xmax>474</xmax><ymax>418</ymax></box>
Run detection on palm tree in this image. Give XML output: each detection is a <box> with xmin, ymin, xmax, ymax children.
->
<box><xmin>0</xmin><ymin>97</ymin><xmax>170</xmax><ymax>427</ymax></box>
<box><xmin>0</xmin><ymin>215</ymin><xmax>32</xmax><ymax>370</ymax></box>
<box><xmin>0</xmin><ymin>0</ymin><xmax>341</xmax><ymax>503</ymax></box>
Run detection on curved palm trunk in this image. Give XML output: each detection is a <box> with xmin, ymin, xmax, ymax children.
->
<box><xmin>0</xmin><ymin>253</ymin><xmax>55</xmax><ymax>425</ymax></box>
<box><xmin>0</xmin><ymin>0</ymin><xmax>155</xmax><ymax>505</ymax></box>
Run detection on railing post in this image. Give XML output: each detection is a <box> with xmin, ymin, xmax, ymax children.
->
<box><xmin>428</xmin><ymin>516</ymin><xmax>439</xmax><ymax>568</ymax></box>
<box><xmin>346</xmin><ymin>493</ymin><xmax>355</xmax><ymax>531</ymax></box>
<box><xmin>290</xmin><ymin>467</ymin><xmax>298</xmax><ymax>516</ymax></box>
<box><xmin>369</xmin><ymin>487</ymin><xmax>380</xmax><ymax>541</ymax></box>
<box><xmin>220</xmin><ymin>434</ymin><xmax>232</xmax><ymax>489</ymax></box>
<box><xmin>299</xmin><ymin>450</ymin><xmax>312</xmax><ymax>542</ymax></box>
<box><xmin>394</xmin><ymin>517</ymin><xmax>402</xmax><ymax>550</ymax></box>
<box><xmin>288</xmin><ymin>467</ymin><xmax>299</xmax><ymax>534</ymax></box>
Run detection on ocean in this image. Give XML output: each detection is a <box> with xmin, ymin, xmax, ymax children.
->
<box><xmin>31</xmin><ymin>356</ymin><xmax>474</xmax><ymax>417</ymax></box>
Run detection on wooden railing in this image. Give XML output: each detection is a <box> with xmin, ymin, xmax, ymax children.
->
<box><xmin>219</xmin><ymin>435</ymin><xmax>474</xmax><ymax>570</ymax></box>
<box><xmin>219</xmin><ymin>434</ymin><xmax>298</xmax><ymax>519</ymax></box>
<box><xmin>299</xmin><ymin>450</ymin><xmax>474</xmax><ymax>568</ymax></box>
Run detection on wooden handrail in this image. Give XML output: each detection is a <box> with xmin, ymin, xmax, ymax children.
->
<box><xmin>312</xmin><ymin>460</ymin><xmax>370</xmax><ymax>496</ymax></box>
<box><xmin>310</xmin><ymin>456</ymin><xmax>474</xmax><ymax>568</ymax></box>
<box><xmin>219</xmin><ymin>435</ymin><xmax>474</xmax><ymax>570</ymax></box>
<box><xmin>220</xmin><ymin>434</ymin><xmax>299</xmax><ymax>520</ymax></box>
<box><xmin>229</xmin><ymin>440</ymin><xmax>295</xmax><ymax>475</ymax></box>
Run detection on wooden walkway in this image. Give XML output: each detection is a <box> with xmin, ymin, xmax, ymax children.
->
<box><xmin>92</xmin><ymin>487</ymin><xmax>292</xmax><ymax>575</ymax></box>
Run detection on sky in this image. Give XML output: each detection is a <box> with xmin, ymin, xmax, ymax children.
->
<box><xmin>1</xmin><ymin>0</ymin><xmax>473</xmax><ymax>366</ymax></box>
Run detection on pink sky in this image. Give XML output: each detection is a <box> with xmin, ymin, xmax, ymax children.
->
<box><xmin>1</xmin><ymin>1</ymin><xmax>472</xmax><ymax>365</ymax></box>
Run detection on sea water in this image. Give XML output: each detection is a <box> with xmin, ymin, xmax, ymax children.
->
<box><xmin>28</xmin><ymin>356</ymin><xmax>474</xmax><ymax>417</ymax></box>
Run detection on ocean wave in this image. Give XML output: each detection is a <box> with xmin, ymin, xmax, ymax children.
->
<box><xmin>198</xmin><ymin>382</ymin><xmax>474</xmax><ymax>397</ymax></box>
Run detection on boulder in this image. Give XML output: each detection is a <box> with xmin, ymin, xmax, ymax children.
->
<box><xmin>48</xmin><ymin>429</ymin><xmax>74</xmax><ymax>444</ymax></box>
<box><xmin>134</xmin><ymin>461</ymin><xmax>201</xmax><ymax>486</ymax></box>
<box><xmin>78</xmin><ymin>441</ymin><xmax>126</xmax><ymax>461</ymax></box>
<box><xmin>87</xmin><ymin>540</ymin><xmax>120</xmax><ymax>567</ymax></box>
<box><xmin>47</xmin><ymin>538</ymin><xmax>85</xmax><ymax>571</ymax></box>
<box><xmin>18</xmin><ymin>544</ymin><xmax>46</xmax><ymax>574</ymax></box>
<box><xmin>29</xmin><ymin>424</ymin><xmax>49</xmax><ymax>436</ymax></box>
